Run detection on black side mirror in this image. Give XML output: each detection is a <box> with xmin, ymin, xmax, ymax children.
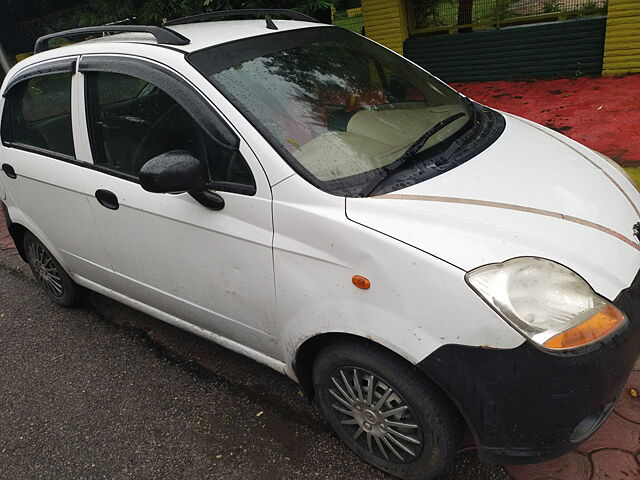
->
<box><xmin>139</xmin><ymin>150</ymin><xmax>225</xmax><ymax>210</ymax></box>
<box><xmin>140</xmin><ymin>150</ymin><xmax>206</xmax><ymax>194</ymax></box>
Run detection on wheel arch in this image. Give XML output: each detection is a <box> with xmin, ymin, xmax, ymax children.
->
<box><xmin>8</xmin><ymin>222</ymin><xmax>28</xmax><ymax>261</ymax></box>
<box><xmin>1</xmin><ymin>204</ymin><xmax>73</xmax><ymax>272</ymax></box>
<box><xmin>1</xmin><ymin>201</ymin><xmax>27</xmax><ymax>261</ymax></box>
<box><xmin>293</xmin><ymin>332</ymin><xmax>453</xmax><ymax>405</ymax></box>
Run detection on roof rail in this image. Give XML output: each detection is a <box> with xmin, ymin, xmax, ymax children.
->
<box><xmin>164</xmin><ymin>9</ymin><xmax>318</xmax><ymax>27</ymax></box>
<box><xmin>34</xmin><ymin>25</ymin><xmax>190</xmax><ymax>54</ymax></box>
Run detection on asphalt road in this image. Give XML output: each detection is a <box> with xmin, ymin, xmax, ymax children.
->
<box><xmin>0</xmin><ymin>251</ymin><xmax>510</xmax><ymax>480</ymax></box>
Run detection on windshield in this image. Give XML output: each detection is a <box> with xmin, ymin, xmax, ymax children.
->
<box><xmin>188</xmin><ymin>27</ymin><xmax>473</xmax><ymax>195</ymax></box>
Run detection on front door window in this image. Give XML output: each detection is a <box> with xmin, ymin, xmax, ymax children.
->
<box><xmin>85</xmin><ymin>71</ymin><xmax>255</xmax><ymax>192</ymax></box>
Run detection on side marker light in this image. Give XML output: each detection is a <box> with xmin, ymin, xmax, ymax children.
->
<box><xmin>352</xmin><ymin>275</ymin><xmax>370</xmax><ymax>290</ymax></box>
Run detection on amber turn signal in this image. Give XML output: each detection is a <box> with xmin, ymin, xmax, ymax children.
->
<box><xmin>543</xmin><ymin>304</ymin><xmax>626</xmax><ymax>350</ymax></box>
<box><xmin>352</xmin><ymin>275</ymin><xmax>371</xmax><ymax>290</ymax></box>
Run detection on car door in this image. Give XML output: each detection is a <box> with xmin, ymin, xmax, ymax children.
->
<box><xmin>77</xmin><ymin>55</ymin><xmax>279</xmax><ymax>357</ymax></box>
<box><xmin>0</xmin><ymin>57</ymin><xmax>112</xmax><ymax>284</ymax></box>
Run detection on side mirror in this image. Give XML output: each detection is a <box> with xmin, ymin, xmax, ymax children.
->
<box><xmin>139</xmin><ymin>150</ymin><xmax>225</xmax><ymax>210</ymax></box>
<box><xmin>139</xmin><ymin>150</ymin><xmax>206</xmax><ymax>194</ymax></box>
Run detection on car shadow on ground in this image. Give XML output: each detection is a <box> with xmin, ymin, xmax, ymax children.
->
<box><xmin>86</xmin><ymin>290</ymin><xmax>511</xmax><ymax>480</ymax></box>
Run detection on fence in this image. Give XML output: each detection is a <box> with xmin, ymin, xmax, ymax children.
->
<box><xmin>404</xmin><ymin>16</ymin><xmax>607</xmax><ymax>81</ymax></box>
<box><xmin>409</xmin><ymin>0</ymin><xmax>608</xmax><ymax>34</ymax></box>
<box><xmin>332</xmin><ymin>5</ymin><xmax>365</xmax><ymax>34</ymax></box>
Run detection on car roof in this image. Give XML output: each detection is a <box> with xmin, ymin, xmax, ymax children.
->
<box><xmin>168</xmin><ymin>19</ymin><xmax>324</xmax><ymax>51</ymax></box>
<box><xmin>65</xmin><ymin>19</ymin><xmax>325</xmax><ymax>54</ymax></box>
<box><xmin>2</xmin><ymin>19</ymin><xmax>329</xmax><ymax>87</ymax></box>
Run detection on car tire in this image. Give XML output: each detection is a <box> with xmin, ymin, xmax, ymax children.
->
<box><xmin>313</xmin><ymin>340</ymin><xmax>463</xmax><ymax>480</ymax></box>
<box><xmin>23</xmin><ymin>231</ymin><xmax>89</xmax><ymax>307</ymax></box>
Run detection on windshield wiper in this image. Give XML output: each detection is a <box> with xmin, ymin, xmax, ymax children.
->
<box><xmin>363</xmin><ymin>111</ymin><xmax>466</xmax><ymax>197</ymax></box>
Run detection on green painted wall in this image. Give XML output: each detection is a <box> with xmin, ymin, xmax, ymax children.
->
<box><xmin>404</xmin><ymin>17</ymin><xmax>607</xmax><ymax>83</ymax></box>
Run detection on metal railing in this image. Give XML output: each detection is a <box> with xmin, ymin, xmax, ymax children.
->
<box><xmin>409</xmin><ymin>0</ymin><xmax>607</xmax><ymax>34</ymax></box>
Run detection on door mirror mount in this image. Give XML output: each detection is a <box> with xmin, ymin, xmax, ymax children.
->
<box><xmin>190</xmin><ymin>190</ymin><xmax>225</xmax><ymax>211</ymax></box>
<box><xmin>139</xmin><ymin>150</ymin><xmax>225</xmax><ymax>210</ymax></box>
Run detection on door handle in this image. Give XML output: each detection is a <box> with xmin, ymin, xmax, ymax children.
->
<box><xmin>2</xmin><ymin>164</ymin><xmax>17</xmax><ymax>179</ymax></box>
<box><xmin>95</xmin><ymin>189</ymin><xmax>119</xmax><ymax>210</ymax></box>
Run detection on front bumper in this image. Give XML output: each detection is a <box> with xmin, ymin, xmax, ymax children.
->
<box><xmin>417</xmin><ymin>272</ymin><xmax>640</xmax><ymax>465</ymax></box>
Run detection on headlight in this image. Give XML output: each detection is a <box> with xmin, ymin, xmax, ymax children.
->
<box><xmin>466</xmin><ymin>257</ymin><xmax>627</xmax><ymax>351</ymax></box>
<box><xmin>593</xmin><ymin>150</ymin><xmax>639</xmax><ymax>193</ymax></box>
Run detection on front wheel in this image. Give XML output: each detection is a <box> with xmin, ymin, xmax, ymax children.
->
<box><xmin>313</xmin><ymin>341</ymin><xmax>463</xmax><ymax>480</ymax></box>
<box><xmin>23</xmin><ymin>231</ymin><xmax>89</xmax><ymax>307</ymax></box>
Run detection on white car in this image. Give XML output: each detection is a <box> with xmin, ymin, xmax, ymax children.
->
<box><xmin>1</xmin><ymin>10</ymin><xmax>639</xmax><ymax>480</ymax></box>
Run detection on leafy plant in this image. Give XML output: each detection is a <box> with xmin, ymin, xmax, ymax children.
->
<box><xmin>578</xmin><ymin>1</ymin><xmax>604</xmax><ymax>16</ymax></box>
<box><xmin>494</xmin><ymin>0</ymin><xmax>511</xmax><ymax>19</ymax></box>
<box><xmin>412</xmin><ymin>0</ymin><xmax>457</xmax><ymax>29</ymax></box>
<box><xmin>2</xmin><ymin>0</ymin><xmax>341</xmax><ymax>30</ymax></box>
<box><xmin>543</xmin><ymin>1</ymin><xmax>561</xmax><ymax>14</ymax></box>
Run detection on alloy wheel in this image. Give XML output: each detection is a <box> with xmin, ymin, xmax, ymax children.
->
<box><xmin>328</xmin><ymin>366</ymin><xmax>424</xmax><ymax>463</ymax></box>
<box><xmin>27</xmin><ymin>242</ymin><xmax>64</xmax><ymax>298</ymax></box>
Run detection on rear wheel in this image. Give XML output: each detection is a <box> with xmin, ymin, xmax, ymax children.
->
<box><xmin>23</xmin><ymin>231</ymin><xmax>89</xmax><ymax>307</ymax></box>
<box><xmin>313</xmin><ymin>341</ymin><xmax>463</xmax><ymax>480</ymax></box>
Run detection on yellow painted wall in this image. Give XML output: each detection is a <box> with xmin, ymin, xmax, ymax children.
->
<box><xmin>361</xmin><ymin>0</ymin><xmax>408</xmax><ymax>55</ymax></box>
<box><xmin>625</xmin><ymin>167</ymin><xmax>640</xmax><ymax>190</ymax></box>
<box><xmin>15</xmin><ymin>52</ymin><xmax>32</xmax><ymax>62</ymax></box>
<box><xmin>603</xmin><ymin>0</ymin><xmax>640</xmax><ymax>75</ymax></box>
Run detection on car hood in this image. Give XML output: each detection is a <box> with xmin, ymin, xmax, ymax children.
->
<box><xmin>346</xmin><ymin>113</ymin><xmax>640</xmax><ymax>300</ymax></box>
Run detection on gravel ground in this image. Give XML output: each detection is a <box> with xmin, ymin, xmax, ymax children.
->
<box><xmin>0</xmin><ymin>252</ymin><xmax>510</xmax><ymax>480</ymax></box>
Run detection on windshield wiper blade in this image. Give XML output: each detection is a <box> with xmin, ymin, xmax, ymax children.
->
<box><xmin>363</xmin><ymin>111</ymin><xmax>466</xmax><ymax>197</ymax></box>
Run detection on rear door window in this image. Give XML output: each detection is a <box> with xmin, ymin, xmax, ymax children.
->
<box><xmin>1</xmin><ymin>73</ymin><xmax>75</xmax><ymax>158</ymax></box>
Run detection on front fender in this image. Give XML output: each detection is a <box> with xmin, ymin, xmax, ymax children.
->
<box><xmin>272</xmin><ymin>176</ymin><xmax>525</xmax><ymax>373</ymax></box>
